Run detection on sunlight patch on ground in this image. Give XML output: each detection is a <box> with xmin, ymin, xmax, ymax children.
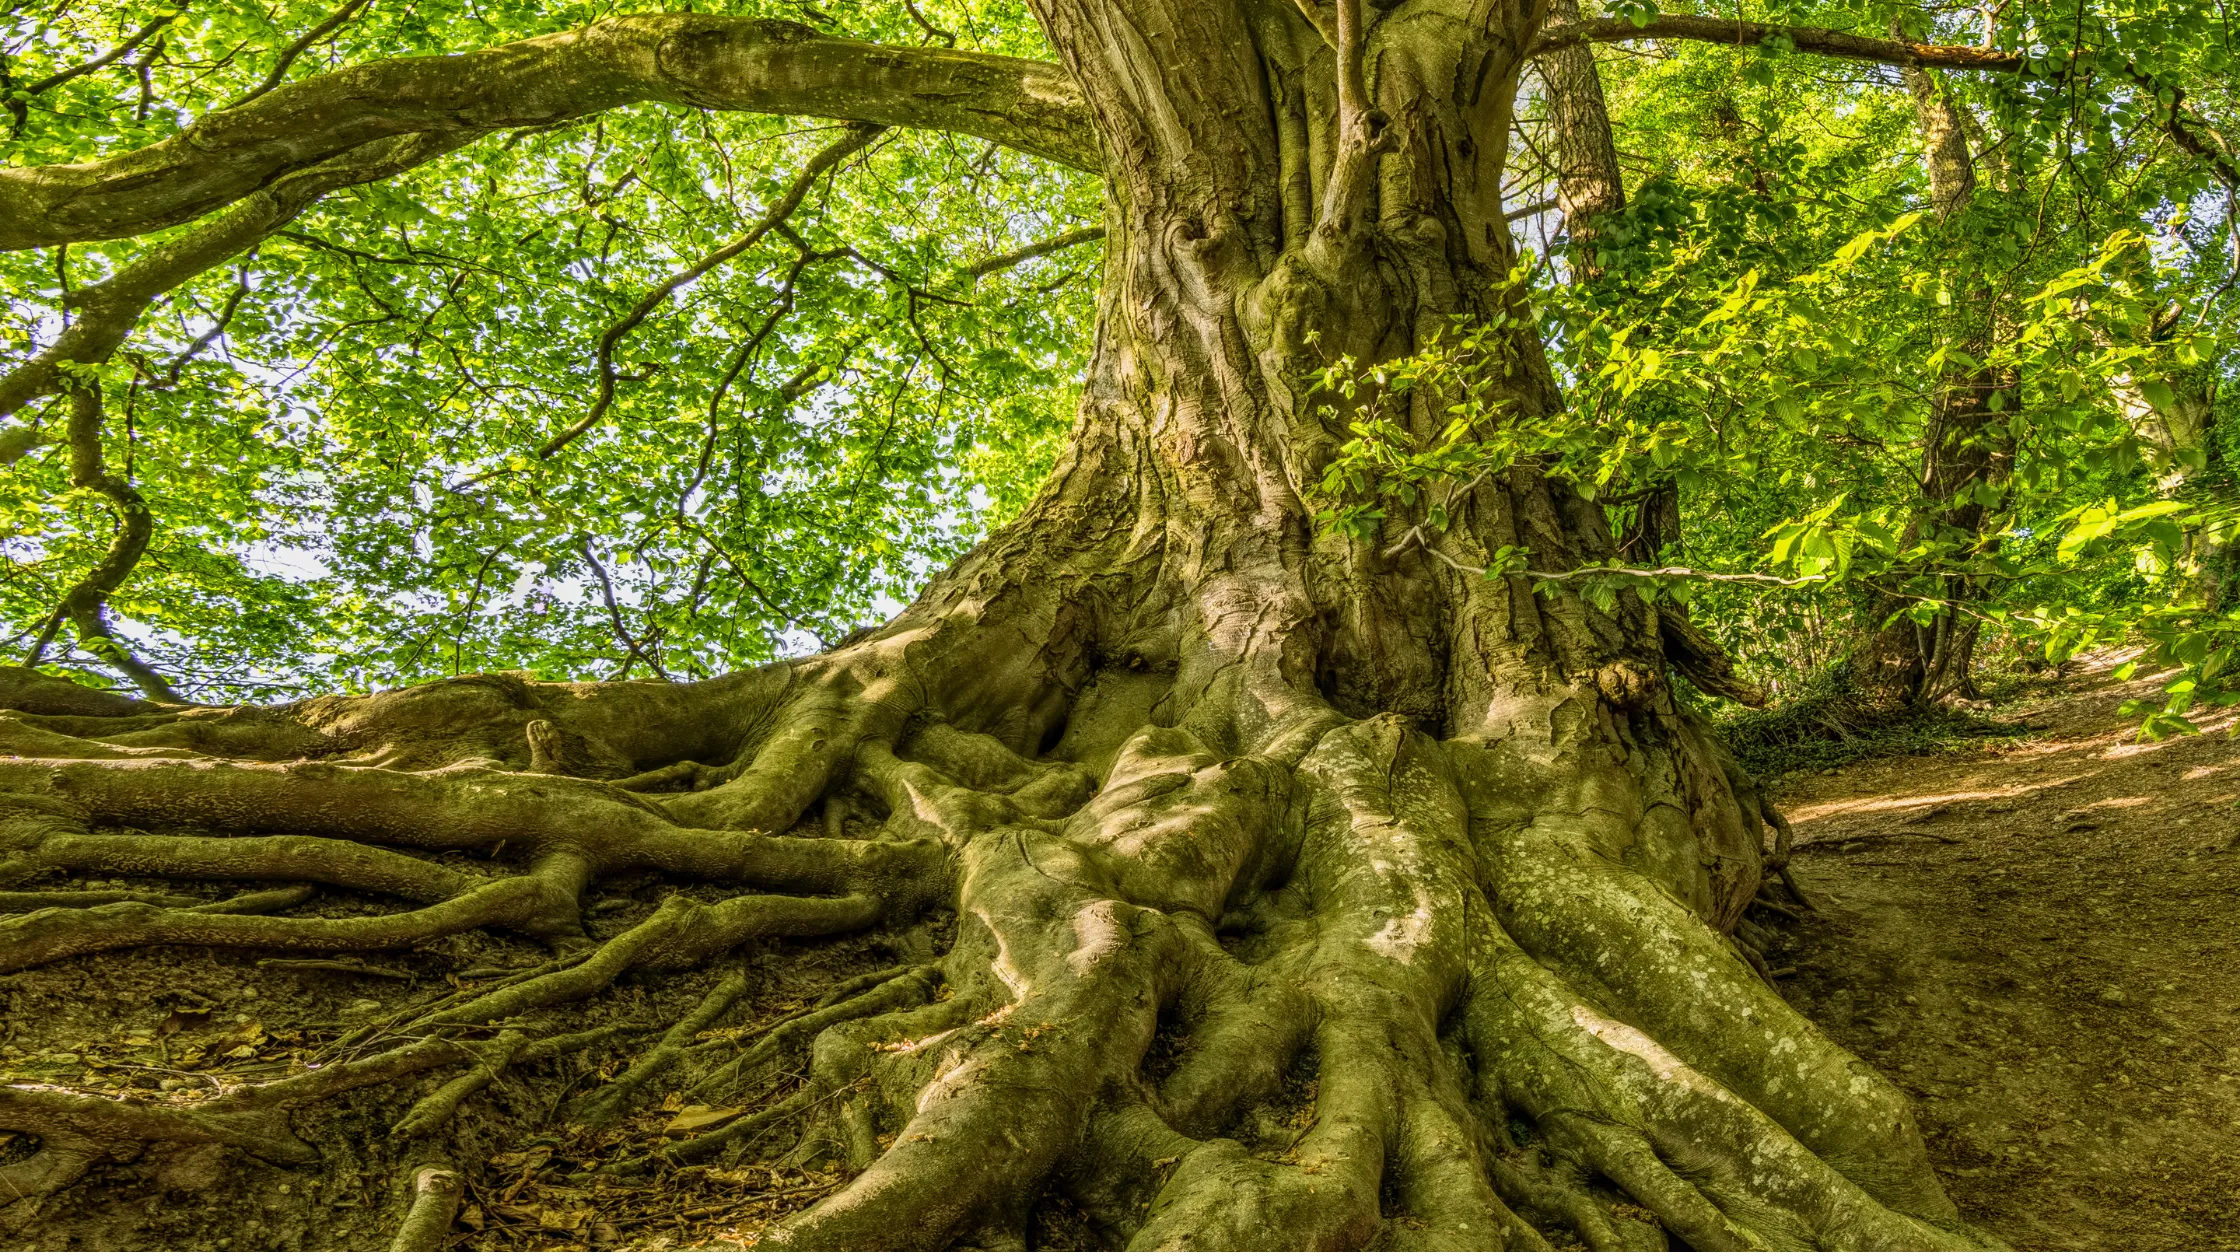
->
<box><xmin>1786</xmin><ymin>781</ymin><xmax>2078</xmax><ymax>826</ymax></box>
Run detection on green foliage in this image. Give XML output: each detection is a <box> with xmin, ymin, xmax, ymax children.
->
<box><xmin>1322</xmin><ymin>0</ymin><xmax>2236</xmax><ymax>731</ymax></box>
<box><xmin>3</xmin><ymin>0</ymin><xmax>1098</xmax><ymax>697</ymax></box>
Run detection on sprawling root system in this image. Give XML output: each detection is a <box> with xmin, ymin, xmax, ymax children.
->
<box><xmin>0</xmin><ymin>598</ymin><xmax>1993</xmax><ymax>1250</ymax></box>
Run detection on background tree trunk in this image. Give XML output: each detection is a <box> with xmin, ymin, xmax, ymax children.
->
<box><xmin>1855</xmin><ymin>66</ymin><xmax>2007</xmax><ymax>706</ymax></box>
<box><xmin>1531</xmin><ymin>0</ymin><xmax>1683</xmax><ymax>566</ymax></box>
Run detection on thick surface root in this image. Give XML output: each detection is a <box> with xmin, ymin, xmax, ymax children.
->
<box><xmin>1</xmin><ymin>646</ymin><xmax>1993</xmax><ymax>1250</ymax></box>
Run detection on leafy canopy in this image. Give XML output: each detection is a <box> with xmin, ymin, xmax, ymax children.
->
<box><xmin>3</xmin><ymin>0</ymin><xmax>1098</xmax><ymax>697</ymax></box>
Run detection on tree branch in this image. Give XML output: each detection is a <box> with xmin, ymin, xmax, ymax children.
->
<box><xmin>225</xmin><ymin>0</ymin><xmax>378</xmax><ymax>109</ymax></box>
<box><xmin>1531</xmin><ymin>16</ymin><xmax>2024</xmax><ymax>71</ymax></box>
<box><xmin>577</xmin><ymin>537</ymin><xmax>668</xmax><ymax>681</ymax></box>
<box><xmin>0</xmin><ymin>16</ymin><xmax>1095</xmax><ymax>252</ymax></box>
<box><xmin>29</xmin><ymin>386</ymin><xmax>189</xmax><ymax>704</ymax></box>
<box><xmin>1533</xmin><ymin>16</ymin><xmax>2238</xmax><ymax>216</ymax></box>
<box><xmin>955</xmin><ymin>225</ymin><xmax>1104</xmax><ymax>279</ymax></box>
<box><xmin>532</xmin><ymin>123</ymin><xmax>882</xmax><ymax>463</ymax></box>
<box><xmin>2129</xmin><ymin>74</ymin><xmax>2240</xmax><ymax>195</ymax></box>
<box><xmin>15</xmin><ymin>13</ymin><xmax>180</xmax><ymax>101</ymax></box>
<box><xmin>900</xmin><ymin>0</ymin><xmax>956</xmax><ymax>47</ymax></box>
<box><xmin>0</xmin><ymin>131</ymin><xmax>474</xmax><ymax>425</ymax></box>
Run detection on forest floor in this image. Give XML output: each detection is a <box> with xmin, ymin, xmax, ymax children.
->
<box><xmin>2</xmin><ymin>658</ymin><xmax>2236</xmax><ymax>1250</ymax></box>
<box><xmin>1760</xmin><ymin>653</ymin><xmax>2240</xmax><ymax>1250</ymax></box>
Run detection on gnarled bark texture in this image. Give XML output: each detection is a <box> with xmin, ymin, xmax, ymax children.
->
<box><xmin>0</xmin><ymin>0</ymin><xmax>1996</xmax><ymax>1249</ymax></box>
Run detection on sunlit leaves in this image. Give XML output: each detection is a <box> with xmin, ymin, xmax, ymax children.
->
<box><xmin>1</xmin><ymin>0</ymin><xmax>1100</xmax><ymax>697</ymax></box>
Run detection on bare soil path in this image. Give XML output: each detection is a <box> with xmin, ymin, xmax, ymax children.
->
<box><xmin>1764</xmin><ymin>659</ymin><xmax>2240</xmax><ymax>1250</ymax></box>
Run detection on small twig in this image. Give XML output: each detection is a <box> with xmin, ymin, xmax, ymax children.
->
<box><xmin>227</xmin><ymin>0</ymin><xmax>378</xmax><ymax>109</ymax></box>
<box><xmin>255</xmin><ymin>958</ymin><xmax>416</xmax><ymax>980</ymax></box>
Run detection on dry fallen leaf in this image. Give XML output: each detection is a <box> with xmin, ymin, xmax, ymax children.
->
<box><xmin>662</xmin><ymin>1105</ymin><xmax>745</xmax><ymax>1138</ymax></box>
<box><xmin>538</xmin><ymin>1206</ymin><xmax>591</xmax><ymax>1231</ymax></box>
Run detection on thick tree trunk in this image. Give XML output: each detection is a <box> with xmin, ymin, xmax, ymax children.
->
<box><xmin>0</xmin><ymin>0</ymin><xmax>1991</xmax><ymax>1249</ymax></box>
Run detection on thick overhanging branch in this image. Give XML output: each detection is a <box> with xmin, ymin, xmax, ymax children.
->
<box><xmin>0</xmin><ymin>133</ymin><xmax>472</xmax><ymax>428</ymax></box>
<box><xmin>1536</xmin><ymin>16</ymin><xmax>2237</xmax><ymax>233</ymax></box>
<box><xmin>0</xmin><ymin>15</ymin><xmax>1096</xmax><ymax>252</ymax></box>
<box><xmin>1532</xmin><ymin>16</ymin><xmax>2025</xmax><ymax>71</ymax></box>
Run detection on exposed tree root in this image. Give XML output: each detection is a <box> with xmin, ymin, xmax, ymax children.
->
<box><xmin>0</xmin><ymin>628</ymin><xmax>1992</xmax><ymax>1250</ymax></box>
<box><xmin>570</xmin><ymin>969</ymin><xmax>754</xmax><ymax>1127</ymax></box>
<box><xmin>388</xmin><ymin>1166</ymin><xmax>465</xmax><ymax>1251</ymax></box>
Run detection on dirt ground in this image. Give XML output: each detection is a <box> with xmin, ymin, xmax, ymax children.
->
<box><xmin>4</xmin><ymin>660</ymin><xmax>2236</xmax><ymax>1250</ymax></box>
<box><xmin>1761</xmin><ymin>657</ymin><xmax>2240</xmax><ymax>1249</ymax></box>
<box><xmin>0</xmin><ymin>866</ymin><xmax>918</xmax><ymax>1251</ymax></box>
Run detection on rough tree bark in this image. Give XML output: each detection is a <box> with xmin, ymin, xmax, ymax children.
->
<box><xmin>0</xmin><ymin>0</ymin><xmax>2004</xmax><ymax>1249</ymax></box>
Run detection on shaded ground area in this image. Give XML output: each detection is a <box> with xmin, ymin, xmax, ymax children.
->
<box><xmin>1760</xmin><ymin>657</ymin><xmax>2240</xmax><ymax>1249</ymax></box>
<box><xmin>0</xmin><ymin>869</ymin><xmax>925</xmax><ymax>1250</ymax></box>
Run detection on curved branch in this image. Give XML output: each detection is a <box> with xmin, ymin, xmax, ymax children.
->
<box><xmin>533</xmin><ymin>123</ymin><xmax>881</xmax><ymax>463</ymax></box>
<box><xmin>29</xmin><ymin>387</ymin><xmax>185</xmax><ymax>703</ymax></box>
<box><xmin>0</xmin><ymin>131</ymin><xmax>473</xmax><ymax>424</ymax></box>
<box><xmin>1533</xmin><ymin>16</ymin><xmax>2024</xmax><ymax>70</ymax></box>
<box><xmin>0</xmin><ymin>16</ymin><xmax>1096</xmax><ymax>252</ymax></box>
<box><xmin>226</xmin><ymin>0</ymin><xmax>379</xmax><ymax>109</ymax></box>
<box><xmin>8</xmin><ymin>14</ymin><xmax>181</xmax><ymax>130</ymax></box>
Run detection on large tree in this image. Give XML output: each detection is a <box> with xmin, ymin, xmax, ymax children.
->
<box><xmin>0</xmin><ymin>0</ymin><xmax>2230</xmax><ymax>1249</ymax></box>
